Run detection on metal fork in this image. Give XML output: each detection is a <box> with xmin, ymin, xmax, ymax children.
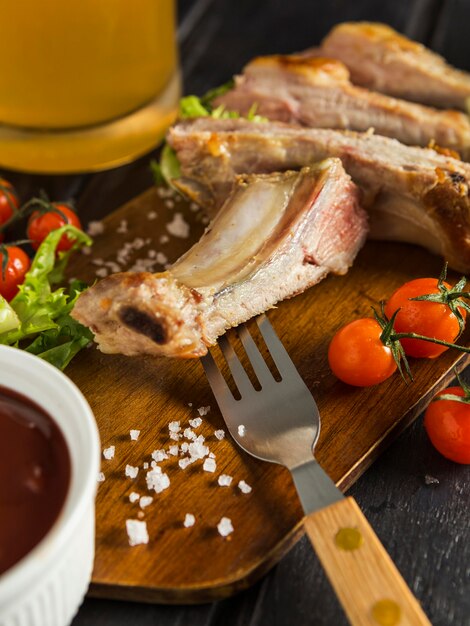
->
<box><xmin>201</xmin><ymin>315</ymin><xmax>431</xmax><ymax>626</ymax></box>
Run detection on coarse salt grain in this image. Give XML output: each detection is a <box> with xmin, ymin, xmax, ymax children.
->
<box><xmin>130</xmin><ymin>429</ymin><xmax>140</xmax><ymax>441</ymax></box>
<box><xmin>151</xmin><ymin>449</ymin><xmax>168</xmax><ymax>462</ymax></box>
<box><xmin>184</xmin><ymin>514</ymin><xmax>196</xmax><ymax>528</ymax></box>
<box><xmin>188</xmin><ymin>440</ymin><xmax>209</xmax><ymax>460</ymax></box>
<box><xmin>238</xmin><ymin>480</ymin><xmax>252</xmax><ymax>494</ymax></box>
<box><xmin>169</xmin><ymin>432</ymin><xmax>181</xmax><ymax>441</ymax></box>
<box><xmin>139</xmin><ymin>496</ymin><xmax>153</xmax><ymax>509</ymax></box>
<box><xmin>168</xmin><ymin>420</ymin><xmax>181</xmax><ymax>433</ymax></box>
<box><xmin>146</xmin><ymin>467</ymin><xmax>170</xmax><ymax>493</ymax></box>
<box><xmin>125</xmin><ymin>465</ymin><xmax>139</xmax><ymax>479</ymax></box>
<box><xmin>159</xmin><ymin>234</ymin><xmax>169</xmax><ymax>244</ymax></box>
<box><xmin>217</xmin><ymin>517</ymin><xmax>234</xmax><ymax>537</ymax></box>
<box><xmin>81</xmin><ymin>246</ymin><xmax>92</xmax><ymax>255</ymax></box>
<box><xmin>87</xmin><ymin>220</ymin><xmax>105</xmax><ymax>236</ymax></box>
<box><xmin>184</xmin><ymin>428</ymin><xmax>197</xmax><ymax>441</ymax></box>
<box><xmin>180</xmin><ymin>442</ymin><xmax>189</xmax><ymax>453</ymax></box>
<box><xmin>218</xmin><ymin>474</ymin><xmax>232</xmax><ymax>487</ymax></box>
<box><xmin>117</xmin><ymin>219</ymin><xmax>128</xmax><ymax>234</ymax></box>
<box><xmin>168</xmin><ymin>445</ymin><xmax>179</xmax><ymax>456</ymax></box>
<box><xmin>147</xmin><ymin>210</ymin><xmax>157</xmax><ymax>220</ymax></box>
<box><xmin>238</xmin><ymin>425</ymin><xmax>246</xmax><ymax>437</ymax></box>
<box><xmin>97</xmin><ymin>472</ymin><xmax>105</xmax><ymax>483</ymax></box>
<box><xmin>203</xmin><ymin>457</ymin><xmax>216</xmax><ymax>473</ymax></box>
<box><xmin>129</xmin><ymin>492</ymin><xmax>140</xmax><ymax>503</ymax></box>
<box><xmin>198</xmin><ymin>406</ymin><xmax>210</xmax><ymax>416</ymax></box>
<box><xmin>95</xmin><ymin>268</ymin><xmax>108</xmax><ymax>278</ymax></box>
<box><xmin>178</xmin><ymin>457</ymin><xmax>193</xmax><ymax>470</ymax></box>
<box><xmin>189</xmin><ymin>417</ymin><xmax>202</xmax><ymax>429</ymax></box>
<box><xmin>103</xmin><ymin>445</ymin><xmax>115</xmax><ymax>460</ymax></box>
<box><xmin>126</xmin><ymin>519</ymin><xmax>149</xmax><ymax>546</ymax></box>
<box><xmin>214</xmin><ymin>429</ymin><xmax>225</xmax><ymax>440</ymax></box>
<box><xmin>143</xmin><ymin>462</ymin><xmax>149</xmax><ymax>469</ymax></box>
<box><xmin>166</xmin><ymin>212</ymin><xmax>190</xmax><ymax>238</ymax></box>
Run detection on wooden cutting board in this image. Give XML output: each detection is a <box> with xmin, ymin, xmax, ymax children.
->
<box><xmin>66</xmin><ymin>186</ymin><xmax>469</xmax><ymax>603</ymax></box>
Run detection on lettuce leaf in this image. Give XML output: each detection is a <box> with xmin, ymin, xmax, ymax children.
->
<box><xmin>0</xmin><ymin>225</ymin><xmax>93</xmax><ymax>370</ymax></box>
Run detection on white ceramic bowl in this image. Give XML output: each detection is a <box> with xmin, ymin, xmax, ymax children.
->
<box><xmin>0</xmin><ymin>346</ymin><xmax>100</xmax><ymax>626</ymax></box>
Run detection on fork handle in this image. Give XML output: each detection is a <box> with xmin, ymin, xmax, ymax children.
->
<box><xmin>304</xmin><ymin>497</ymin><xmax>432</xmax><ymax>626</ymax></box>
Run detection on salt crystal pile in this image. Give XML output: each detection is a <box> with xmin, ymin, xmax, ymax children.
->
<box><xmin>139</xmin><ymin>496</ymin><xmax>153</xmax><ymax>509</ymax></box>
<box><xmin>130</xmin><ymin>429</ymin><xmax>140</xmax><ymax>441</ymax></box>
<box><xmin>103</xmin><ymin>446</ymin><xmax>115</xmax><ymax>460</ymax></box>
<box><xmin>178</xmin><ymin>457</ymin><xmax>193</xmax><ymax>470</ymax></box>
<box><xmin>189</xmin><ymin>417</ymin><xmax>202</xmax><ymax>429</ymax></box>
<box><xmin>203</xmin><ymin>457</ymin><xmax>216</xmax><ymax>473</ymax></box>
<box><xmin>184</xmin><ymin>514</ymin><xmax>196</xmax><ymax>528</ymax></box>
<box><xmin>217</xmin><ymin>517</ymin><xmax>234</xmax><ymax>537</ymax></box>
<box><xmin>146</xmin><ymin>466</ymin><xmax>170</xmax><ymax>493</ymax></box>
<box><xmin>125</xmin><ymin>464</ymin><xmax>139</xmax><ymax>479</ymax></box>
<box><xmin>214</xmin><ymin>430</ymin><xmax>225</xmax><ymax>440</ymax></box>
<box><xmin>218</xmin><ymin>474</ymin><xmax>232</xmax><ymax>487</ymax></box>
<box><xmin>126</xmin><ymin>519</ymin><xmax>149</xmax><ymax>546</ymax></box>
<box><xmin>129</xmin><ymin>492</ymin><xmax>140</xmax><ymax>503</ymax></box>
<box><xmin>238</xmin><ymin>425</ymin><xmax>246</xmax><ymax>437</ymax></box>
<box><xmin>184</xmin><ymin>428</ymin><xmax>197</xmax><ymax>441</ymax></box>
<box><xmin>151</xmin><ymin>449</ymin><xmax>168</xmax><ymax>462</ymax></box>
<box><xmin>198</xmin><ymin>406</ymin><xmax>210</xmax><ymax>416</ymax></box>
<box><xmin>238</xmin><ymin>480</ymin><xmax>252</xmax><ymax>494</ymax></box>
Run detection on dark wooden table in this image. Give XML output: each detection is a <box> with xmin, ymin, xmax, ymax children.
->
<box><xmin>5</xmin><ymin>1</ymin><xmax>469</xmax><ymax>624</ymax></box>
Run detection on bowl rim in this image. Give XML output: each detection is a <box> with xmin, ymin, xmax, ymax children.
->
<box><xmin>0</xmin><ymin>345</ymin><xmax>100</xmax><ymax>599</ymax></box>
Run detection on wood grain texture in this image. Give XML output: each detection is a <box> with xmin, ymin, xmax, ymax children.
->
<box><xmin>305</xmin><ymin>497</ymin><xmax>431</xmax><ymax>626</ymax></box>
<box><xmin>65</xmin><ymin>186</ymin><xmax>470</xmax><ymax>603</ymax></box>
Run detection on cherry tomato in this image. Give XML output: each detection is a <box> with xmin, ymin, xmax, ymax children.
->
<box><xmin>384</xmin><ymin>278</ymin><xmax>466</xmax><ymax>359</ymax></box>
<box><xmin>424</xmin><ymin>386</ymin><xmax>470</xmax><ymax>464</ymax></box>
<box><xmin>27</xmin><ymin>204</ymin><xmax>82</xmax><ymax>251</ymax></box>
<box><xmin>0</xmin><ymin>246</ymin><xmax>31</xmax><ymax>301</ymax></box>
<box><xmin>328</xmin><ymin>318</ymin><xmax>397</xmax><ymax>387</ymax></box>
<box><xmin>0</xmin><ymin>179</ymin><xmax>19</xmax><ymax>243</ymax></box>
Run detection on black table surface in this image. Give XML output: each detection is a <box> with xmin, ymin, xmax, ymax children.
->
<box><xmin>5</xmin><ymin>1</ymin><xmax>469</xmax><ymax>625</ymax></box>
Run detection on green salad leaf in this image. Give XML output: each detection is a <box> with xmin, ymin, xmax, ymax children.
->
<box><xmin>0</xmin><ymin>225</ymin><xmax>93</xmax><ymax>370</ymax></box>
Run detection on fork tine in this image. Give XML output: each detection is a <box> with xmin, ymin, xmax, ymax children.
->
<box><xmin>218</xmin><ymin>334</ymin><xmax>254</xmax><ymax>395</ymax></box>
<box><xmin>200</xmin><ymin>350</ymin><xmax>235</xmax><ymax>404</ymax></box>
<box><xmin>256</xmin><ymin>315</ymin><xmax>299</xmax><ymax>380</ymax></box>
<box><xmin>238</xmin><ymin>325</ymin><xmax>274</xmax><ymax>387</ymax></box>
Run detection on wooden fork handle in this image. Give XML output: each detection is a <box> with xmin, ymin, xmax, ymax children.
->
<box><xmin>304</xmin><ymin>497</ymin><xmax>432</xmax><ymax>626</ymax></box>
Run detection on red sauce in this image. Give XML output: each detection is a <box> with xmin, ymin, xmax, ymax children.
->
<box><xmin>0</xmin><ymin>385</ymin><xmax>70</xmax><ymax>575</ymax></box>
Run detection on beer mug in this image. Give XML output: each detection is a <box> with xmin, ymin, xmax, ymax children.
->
<box><xmin>0</xmin><ymin>0</ymin><xmax>180</xmax><ymax>173</ymax></box>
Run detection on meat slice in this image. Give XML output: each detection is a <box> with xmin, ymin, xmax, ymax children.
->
<box><xmin>72</xmin><ymin>162</ymin><xmax>366</xmax><ymax>358</ymax></box>
<box><xmin>312</xmin><ymin>22</ymin><xmax>470</xmax><ymax>112</ymax></box>
<box><xmin>214</xmin><ymin>55</ymin><xmax>470</xmax><ymax>157</ymax></box>
<box><xmin>167</xmin><ymin>118</ymin><xmax>470</xmax><ymax>272</ymax></box>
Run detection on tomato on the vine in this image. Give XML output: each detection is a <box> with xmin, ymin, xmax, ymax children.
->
<box><xmin>328</xmin><ymin>318</ymin><xmax>398</xmax><ymax>387</ymax></box>
<box><xmin>27</xmin><ymin>203</ymin><xmax>82</xmax><ymax>251</ymax></box>
<box><xmin>424</xmin><ymin>385</ymin><xmax>470</xmax><ymax>464</ymax></box>
<box><xmin>0</xmin><ymin>179</ymin><xmax>19</xmax><ymax>243</ymax></box>
<box><xmin>0</xmin><ymin>245</ymin><xmax>31</xmax><ymax>301</ymax></box>
<box><xmin>384</xmin><ymin>276</ymin><xmax>467</xmax><ymax>359</ymax></box>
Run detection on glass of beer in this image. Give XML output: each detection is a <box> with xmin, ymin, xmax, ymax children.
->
<box><xmin>0</xmin><ymin>0</ymin><xmax>180</xmax><ymax>173</ymax></box>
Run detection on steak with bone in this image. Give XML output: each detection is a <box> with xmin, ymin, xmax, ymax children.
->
<box><xmin>214</xmin><ymin>55</ymin><xmax>470</xmax><ymax>158</ymax></box>
<box><xmin>72</xmin><ymin>161</ymin><xmax>366</xmax><ymax>358</ymax></box>
<box><xmin>167</xmin><ymin>117</ymin><xmax>470</xmax><ymax>273</ymax></box>
<box><xmin>310</xmin><ymin>22</ymin><xmax>470</xmax><ymax>112</ymax></box>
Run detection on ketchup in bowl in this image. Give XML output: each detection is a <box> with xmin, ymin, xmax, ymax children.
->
<box><xmin>0</xmin><ymin>385</ymin><xmax>71</xmax><ymax>575</ymax></box>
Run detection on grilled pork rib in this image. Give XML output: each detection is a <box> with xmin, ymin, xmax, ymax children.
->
<box><xmin>72</xmin><ymin>162</ymin><xmax>366</xmax><ymax>357</ymax></box>
<box><xmin>167</xmin><ymin>118</ymin><xmax>470</xmax><ymax>272</ymax></box>
<box><xmin>313</xmin><ymin>22</ymin><xmax>470</xmax><ymax>112</ymax></box>
<box><xmin>214</xmin><ymin>55</ymin><xmax>470</xmax><ymax>157</ymax></box>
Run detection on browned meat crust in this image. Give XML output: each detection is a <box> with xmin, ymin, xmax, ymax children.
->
<box><xmin>167</xmin><ymin>118</ymin><xmax>470</xmax><ymax>272</ymax></box>
<box><xmin>214</xmin><ymin>55</ymin><xmax>470</xmax><ymax>157</ymax></box>
<box><xmin>312</xmin><ymin>22</ymin><xmax>470</xmax><ymax>112</ymax></box>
